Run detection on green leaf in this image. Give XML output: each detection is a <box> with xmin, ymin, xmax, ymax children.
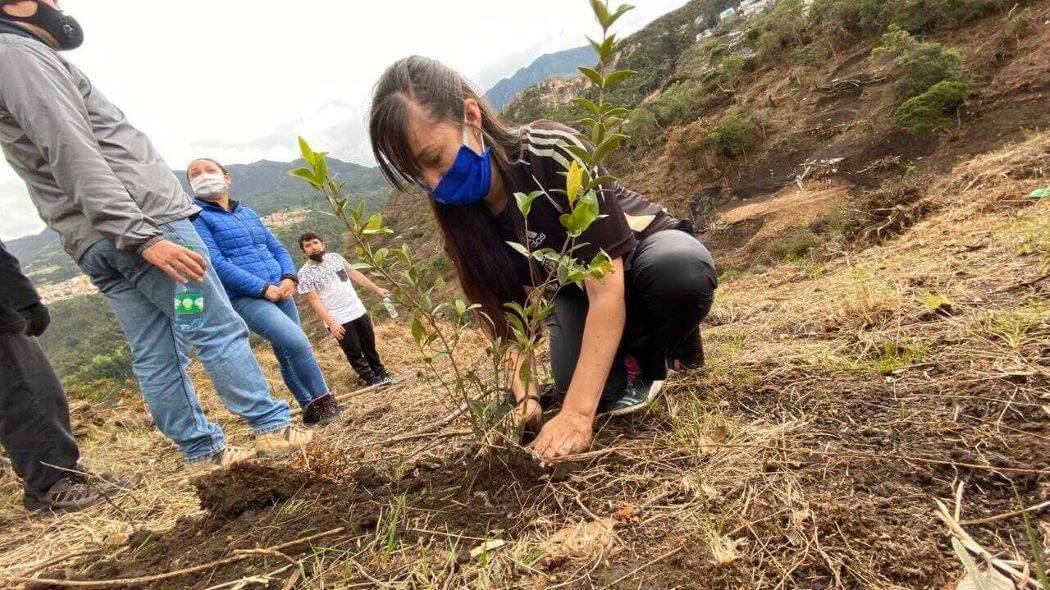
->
<box><xmin>579</xmin><ymin>66</ymin><xmax>605</xmax><ymax>88</ymax></box>
<box><xmin>315</xmin><ymin>154</ymin><xmax>330</xmax><ymax>182</ymax></box>
<box><xmin>573</xmin><ymin>97</ymin><xmax>601</xmax><ymax>115</ymax></box>
<box><xmin>288</xmin><ymin>167</ymin><xmax>321</xmax><ymax>189</ymax></box>
<box><xmin>518</xmin><ymin>361</ymin><xmax>533</xmax><ymax>388</ymax></box>
<box><xmin>592</xmin><ymin>134</ymin><xmax>624</xmax><ymax>164</ymax></box>
<box><xmin>297</xmin><ymin>137</ymin><xmax>315</xmax><ymax>166</ymax></box>
<box><xmin>410</xmin><ymin>315</ymin><xmax>425</xmax><ymax>344</ymax></box>
<box><xmin>506</xmin><ymin>241</ymin><xmax>530</xmax><ymax>258</ymax></box>
<box><xmin>609</xmin><ymin>4</ymin><xmax>635</xmax><ymax>28</ymax></box>
<box><xmin>589</xmin><ymin>0</ymin><xmax>612</xmax><ymax>29</ymax></box>
<box><xmin>563</xmin><ymin>145</ymin><xmax>594</xmax><ymax>168</ymax></box>
<box><xmin>350</xmin><ymin>262</ymin><xmax>372</xmax><ymax>271</ymax></box>
<box><xmin>514</xmin><ymin>190</ymin><xmax>543</xmax><ymax>216</ymax></box>
<box><xmin>362</xmin><ymin>213</ymin><xmax>392</xmax><ymax>235</ymax></box>
<box><xmin>374</xmin><ymin>248</ymin><xmax>389</xmax><ymax>265</ymax></box>
<box><xmin>586</xmin><ymin>175</ymin><xmax>619</xmax><ymax>192</ymax></box>
<box><xmin>454</xmin><ymin>299</ymin><xmax>467</xmax><ymax>316</ymax></box>
<box><xmin>603</xmin><ymin>69</ymin><xmax>636</xmax><ymax>88</ymax></box>
<box><xmin>566</xmin><ymin>160</ymin><xmax>583</xmax><ymax>205</ymax></box>
<box><xmin>590</xmin><ymin>35</ymin><xmax>617</xmax><ymax>63</ymax></box>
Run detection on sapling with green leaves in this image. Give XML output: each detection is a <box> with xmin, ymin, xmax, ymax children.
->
<box><xmin>290</xmin><ymin>0</ymin><xmax>640</xmax><ymax>451</ymax></box>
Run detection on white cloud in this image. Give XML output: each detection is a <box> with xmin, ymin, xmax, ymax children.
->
<box><xmin>0</xmin><ymin>0</ymin><xmax>687</xmax><ymax>240</ymax></box>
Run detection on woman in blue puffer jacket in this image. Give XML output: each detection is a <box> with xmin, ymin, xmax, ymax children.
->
<box><xmin>187</xmin><ymin>157</ymin><xmax>339</xmax><ymax>426</ymax></box>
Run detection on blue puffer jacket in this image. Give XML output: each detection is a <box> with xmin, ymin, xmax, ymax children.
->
<box><xmin>192</xmin><ymin>199</ymin><xmax>297</xmax><ymax>299</ymax></box>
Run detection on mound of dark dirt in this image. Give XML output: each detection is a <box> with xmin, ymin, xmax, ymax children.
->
<box><xmin>193</xmin><ymin>463</ymin><xmax>318</xmax><ymax>518</ymax></box>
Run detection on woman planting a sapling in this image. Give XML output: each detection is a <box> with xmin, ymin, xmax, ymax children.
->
<box><xmin>368</xmin><ymin>56</ymin><xmax>718</xmax><ymax>463</ymax></box>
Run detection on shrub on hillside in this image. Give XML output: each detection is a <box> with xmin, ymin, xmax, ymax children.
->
<box><xmin>893</xmin><ymin>80</ymin><xmax>968</xmax><ymax>132</ymax></box>
<box><xmin>624</xmin><ymin>107</ymin><xmax>661</xmax><ymax>146</ymax></box>
<box><xmin>708</xmin><ymin>112</ymin><xmax>761</xmax><ymax>159</ymax></box>
<box><xmin>651</xmin><ymin>82</ymin><xmax>701</xmax><ymax>126</ymax></box>
<box><xmin>766</xmin><ymin>228</ymin><xmax>824</xmax><ymax>261</ymax></box>
<box><xmin>874</xmin><ymin>26</ymin><xmax>964</xmax><ymax>97</ymax></box>
<box><xmin>810</xmin><ymin>0</ymin><xmax>1014</xmax><ymax>38</ymax></box>
<box><xmin>808</xmin><ymin>0</ymin><xmax>889</xmax><ymax>37</ymax></box>
<box><xmin>752</xmin><ymin>0</ymin><xmax>809</xmax><ymax>60</ymax></box>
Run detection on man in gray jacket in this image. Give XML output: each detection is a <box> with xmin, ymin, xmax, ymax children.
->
<box><xmin>0</xmin><ymin>0</ymin><xmax>314</xmax><ymax>469</ymax></box>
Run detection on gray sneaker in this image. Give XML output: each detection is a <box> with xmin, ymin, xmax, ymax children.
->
<box><xmin>23</xmin><ymin>474</ymin><xmax>104</xmax><ymax>513</ymax></box>
<box><xmin>596</xmin><ymin>380</ymin><xmax>665</xmax><ymax>417</ymax></box>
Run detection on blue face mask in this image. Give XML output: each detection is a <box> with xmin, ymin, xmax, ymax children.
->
<box><xmin>428</xmin><ymin>125</ymin><xmax>492</xmax><ymax>206</ymax></box>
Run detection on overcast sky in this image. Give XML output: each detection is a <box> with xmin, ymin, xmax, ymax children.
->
<box><xmin>0</xmin><ymin>0</ymin><xmax>686</xmax><ymax>240</ymax></box>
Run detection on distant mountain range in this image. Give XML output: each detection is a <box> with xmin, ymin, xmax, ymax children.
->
<box><xmin>484</xmin><ymin>45</ymin><xmax>597</xmax><ymax>112</ymax></box>
<box><xmin>8</xmin><ymin>158</ymin><xmax>389</xmax><ymax>285</ymax></box>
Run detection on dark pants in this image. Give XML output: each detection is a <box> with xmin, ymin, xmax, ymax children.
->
<box><xmin>336</xmin><ymin>314</ymin><xmax>386</xmax><ymax>383</ymax></box>
<box><xmin>547</xmin><ymin>229</ymin><xmax>718</xmax><ymax>402</ymax></box>
<box><xmin>0</xmin><ymin>332</ymin><xmax>80</xmax><ymax>500</ymax></box>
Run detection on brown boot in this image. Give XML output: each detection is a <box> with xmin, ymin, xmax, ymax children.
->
<box><xmin>256</xmin><ymin>426</ymin><xmax>315</xmax><ymax>455</ymax></box>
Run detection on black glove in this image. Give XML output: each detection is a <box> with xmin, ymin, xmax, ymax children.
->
<box><xmin>18</xmin><ymin>301</ymin><xmax>50</xmax><ymax>337</ymax></box>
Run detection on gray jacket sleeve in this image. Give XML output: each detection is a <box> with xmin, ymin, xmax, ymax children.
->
<box><xmin>0</xmin><ymin>42</ymin><xmax>163</xmax><ymax>253</ymax></box>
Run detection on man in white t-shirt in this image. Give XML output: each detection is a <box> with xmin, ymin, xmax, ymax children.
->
<box><xmin>297</xmin><ymin>232</ymin><xmax>391</xmax><ymax>386</ymax></box>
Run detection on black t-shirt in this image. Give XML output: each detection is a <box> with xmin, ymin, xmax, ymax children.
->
<box><xmin>491</xmin><ymin>120</ymin><xmax>678</xmax><ymax>286</ymax></box>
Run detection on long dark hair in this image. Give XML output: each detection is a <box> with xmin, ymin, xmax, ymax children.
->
<box><xmin>369</xmin><ymin>56</ymin><xmax>527</xmax><ymax>338</ymax></box>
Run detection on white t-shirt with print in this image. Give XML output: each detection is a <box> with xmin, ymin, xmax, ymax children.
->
<box><xmin>297</xmin><ymin>253</ymin><xmax>366</xmax><ymax>324</ymax></box>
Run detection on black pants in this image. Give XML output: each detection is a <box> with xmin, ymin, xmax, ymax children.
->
<box><xmin>0</xmin><ymin>332</ymin><xmax>80</xmax><ymax>500</ymax></box>
<box><xmin>336</xmin><ymin>314</ymin><xmax>387</xmax><ymax>383</ymax></box>
<box><xmin>547</xmin><ymin>229</ymin><xmax>718</xmax><ymax>402</ymax></box>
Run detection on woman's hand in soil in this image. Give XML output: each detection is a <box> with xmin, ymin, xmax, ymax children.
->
<box><xmin>508</xmin><ymin>396</ymin><xmax>543</xmax><ymax>437</ymax></box>
<box><xmin>531</xmin><ymin>410</ymin><xmax>593</xmax><ymax>466</ymax></box>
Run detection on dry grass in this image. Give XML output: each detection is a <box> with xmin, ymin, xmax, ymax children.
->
<box><xmin>0</xmin><ymin>135</ymin><xmax>1047</xmax><ymax>588</ymax></box>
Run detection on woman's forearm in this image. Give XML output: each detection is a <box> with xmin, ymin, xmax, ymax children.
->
<box><xmin>507</xmin><ymin>347</ymin><xmax>539</xmax><ymax>402</ymax></box>
<box><xmin>560</xmin><ymin>293</ymin><xmax>625</xmax><ymax>419</ymax></box>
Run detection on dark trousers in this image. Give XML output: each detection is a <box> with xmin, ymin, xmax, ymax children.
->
<box><xmin>547</xmin><ymin>229</ymin><xmax>718</xmax><ymax>402</ymax></box>
<box><xmin>0</xmin><ymin>332</ymin><xmax>80</xmax><ymax>499</ymax></box>
<box><xmin>337</xmin><ymin>314</ymin><xmax>386</xmax><ymax>383</ymax></box>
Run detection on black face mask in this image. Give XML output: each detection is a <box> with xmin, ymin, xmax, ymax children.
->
<box><xmin>308</xmin><ymin>251</ymin><xmax>325</xmax><ymax>263</ymax></box>
<box><xmin>1</xmin><ymin>1</ymin><xmax>83</xmax><ymax>50</ymax></box>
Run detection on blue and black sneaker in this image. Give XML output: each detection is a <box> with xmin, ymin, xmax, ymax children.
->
<box><xmin>596</xmin><ymin>380</ymin><xmax>665</xmax><ymax>417</ymax></box>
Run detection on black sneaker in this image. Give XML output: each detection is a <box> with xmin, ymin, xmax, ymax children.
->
<box><xmin>596</xmin><ymin>380</ymin><xmax>665</xmax><ymax>417</ymax></box>
<box><xmin>318</xmin><ymin>394</ymin><xmax>341</xmax><ymax>424</ymax></box>
<box><xmin>23</xmin><ymin>474</ymin><xmax>104</xmax><ymax>513</ymax></box>
<box><xmin>302</xmin><ymin>397</ymin><xmax>325</xmax><ymax>425</ymax></box>
<box><xmin>368</xmin><ymin>374</ymin><xmax>393</xmax><ymax>387</ymax></box>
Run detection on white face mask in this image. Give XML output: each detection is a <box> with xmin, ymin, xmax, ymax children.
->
<box><xmin>190</xmin><ymin>172</ymin><xmax>228</xmax><ymax>199</ymax></box>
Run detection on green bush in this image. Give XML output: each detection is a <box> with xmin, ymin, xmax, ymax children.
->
<box><xmin>624</xmin><ymin>107</ymin><xmax>661</xmax><ymax>146</ymax></box>
<box><xmin>708</xmin><ymin>112</ymin><xmax>760</xmax><ymax>159</ymax></box>
<box><xmin>875</xmin><ymin>27</ymin><xmax>964</xmax><ymax>97</ymax></box>
<box><xmin>893</xmin><ymin>80</ymin><xmax>968</xmax><ymax>132</ymax></box>
<box><xmin>810</xmin><ymin>0</ymin><xmax>1013</xmax><ymax>38</ymax></box>
<box><xmin>808</xmin><ymin>0</ymin><xmax>889</xmax><ymax>36</ymax></box>
<box><xmin>753</xmin><ymin>0</ymin><xmax>808</xmax><ymax>60</ymax></box>
<box><xmin>651</xmin><ymin>82</ymin><xmax>701</xmax><ymax>125</ymax></box>
<box><xmin>766</xmin><ymin>228</ymin><xmax>824</xmax><ymax>260</ymax></box>
<box><xmin>700</xmin><ymin>54</ymin><xmax>748</xmax><ymax>92</ymax></box>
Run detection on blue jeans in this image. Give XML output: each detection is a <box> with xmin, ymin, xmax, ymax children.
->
<box><xmin>231</xmin><ymin>296</ymin><xmax>329</xmax><ymax>409</ymax></box>
<box><xmin>77</xmin><ymin>219</ymin><xmax>290</xmax><ymax>462</ymax></box>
